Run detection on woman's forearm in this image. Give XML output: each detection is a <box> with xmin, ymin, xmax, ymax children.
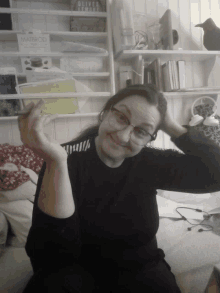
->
<box><xmin>163</xmin><ymin>121</ymin><xmax>188</xmax><ymax>139</ymax></box>
<box><xmin>37</xmin><ymin>160</ymin><xmax>75</xmax><ymax>219</ymax></box>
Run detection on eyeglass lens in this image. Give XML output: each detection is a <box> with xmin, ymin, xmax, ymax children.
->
<box><xmin>108</xmin><ymin>108</ymin><xmax>152</xmax><ymax>146</ymax></box>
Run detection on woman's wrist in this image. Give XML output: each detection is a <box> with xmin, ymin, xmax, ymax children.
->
<box><xmin>45</xmin><ymin>158</ymin><xmax>68</xmax><ymax>170</ymax></box>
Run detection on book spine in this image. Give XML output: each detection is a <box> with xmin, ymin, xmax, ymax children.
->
<box><xmin>172</xmin><ymin>60</ymin><xmax>177</xmax><ymax>90</ymax></box>
<box><xmin>172</xmin><ymin>60</ymin><xmax>177</xmax><ymax>91</ymax></box>
<box><xmin>177</xmin><ymin>60</ymin><xmax>186</xmax><ymax>90</ymax></box>
<box><xmin>162</xmin><ymin>63</ymin><xmax>170</xmax><ymax>92</ymax></box>
<box><xmin>168</xmin><ymin>61</ymin><xmax>173</xmax><ymax>91</ymax></box>
<box><xmin>141</xmin><ymin>59</ymin><xmax>144</xmax><ymax>84</ymax></box>
<box><xmin>172</xmin><ymin>60</ymin><xmax>178</xmax><ymax>90</ymax></box>
<box><xmin>154</xmin><ymin>60</ymin><xmax>159</xmax><ymax>89</ymax></box>
<box><xmin>174</xmin><ymin>61</ymin><xmax>179</xmax><ymax>90</ymax></box>
<box><xmin>157</xmin><ymin>58</ymin><xmax>163</xmax><ymax>91</ymax></box>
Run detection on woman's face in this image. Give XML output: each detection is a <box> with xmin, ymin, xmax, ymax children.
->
<box><xmin>95</xmin><ymin>95</ymin><xmax>162</xmax><ymax>168</ymax></box>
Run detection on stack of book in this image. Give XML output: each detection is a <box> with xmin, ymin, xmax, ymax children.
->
<box><xmin>162</xmin><ymin>60</ymin><xmax>186</xmax><ymax>92</ymax></box>
<box><xmin>143</xmin><ymin>58</ymin><xmax>186</xmax><ymax>92</ymax></box>
<box><xmin>144</xmin><ymin>59</ymin><xmax>163</xmax><ymax>91</ymax></box>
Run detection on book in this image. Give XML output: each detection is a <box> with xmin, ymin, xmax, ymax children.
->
<box><xmin>172</xmin><ymin>60</ymin><xmax>180</xmax><ymax>91</ymax></box>
<box><xmin>168</xmin><ymin>61</ymin><xmax>174</xmax><ymax>90</ymax></box>
<box><xmin>133</xmin><ymin>55</ymin><xmax>144</xmax><ymax>84</ymax></box>
<box><xmin>171</xmin><ymin>61</ymin><xmax>175</xmax><ymax>90</ymax></box>
<box><xmin>162</xmin><ymin>60</ymin><xmax>184</xmax><ymax>92</ymax></box>
<box><xmin>174</xmin><ymin>61</ymin><xmax>180</xmax><ymax>90</ymax></box>
<box><xmin>177</xmin><ymin>60</ymin><xmax>186</xmax><ymax>90</ymax></box>
<box><xmin>163</xmin><ymin>61</ymin><xmax>173</xmax><ymax>92</ymax></box>
<box><xmin>144</xmin><ymin>59</ymin><xmax>163</xmax><ymax>91</ymax></box>
<box><xmin>162</xmin><ymin>62</ymin><xmax>172</xmax><ymax>92</ymax></box>
<box><xmin>172</xmin><ymin>61</ymin><xmax>177</xmax><ymax>90</ymax></box>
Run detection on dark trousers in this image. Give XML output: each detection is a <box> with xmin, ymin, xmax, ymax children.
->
<box><xmin>23</xmin><ymin>258</ymin><xmax>181</xmax><ymax>293</ymax></box>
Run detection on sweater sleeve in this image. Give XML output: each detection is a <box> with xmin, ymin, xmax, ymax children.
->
<box><xmin>141</xmin><ymin>126</ymin><xmax>220</xmax><ymax>193</ymax></box>
<box><xmin>25</xmin><ymin>152</ymin><xmax>81</xmax><ymax>266</ymax></box>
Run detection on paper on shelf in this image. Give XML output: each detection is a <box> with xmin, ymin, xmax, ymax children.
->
<box><xmin>19</xmin><ymin>79</ymin><xmax>79</xmax><ymax>115</ymax></box>
<box><xmin>18</xmin><ymin>78</ymin><xmax>95</xmax><ymax>115</ymax></box>
<box><xmin>61</xmin><ymin>41</ymin><xmax>108</xmax><ymax>53</ymax></box>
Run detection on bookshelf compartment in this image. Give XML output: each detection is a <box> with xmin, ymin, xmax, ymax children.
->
<box><xmin>127</xmin><ymin>51</ymin><xmax>220</xmax><ymax>96</ymax></box>
<box><xmin>116</xmin><ymin>50</ymin><xmax>220</xmax><ymax>62</ymax></box>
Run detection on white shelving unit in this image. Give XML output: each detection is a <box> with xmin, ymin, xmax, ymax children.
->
<box><xmin>116</xmin><ymin>50</ymin><xmax>220</xmax><ymax>62</ymax></box>
<box><xmin>116</xmin><ymin>49</ymin><xmax>220</xmax><ymax>98</ymax></box>
<box><xmin>0</xmin><ymin>0</ymin><xmax>115</xmax><ymax>121</ymax></box>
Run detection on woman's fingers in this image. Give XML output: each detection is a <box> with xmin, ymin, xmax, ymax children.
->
<box><xmin>44</xmin><ymin>113</ymin><xmax>59</xmax><ymax>125</ymax></box>
<box><xmin>17</xmin><ymin>101</ymin><xmax>35</xmax><ymax>116</ymax></box>
<box><xmin>28</xmin><ymin>99</ymin><xmax>45</xmax><ymax>120</ymax></box>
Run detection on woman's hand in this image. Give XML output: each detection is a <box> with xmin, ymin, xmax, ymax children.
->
<box><xmin>159</xmin><ymin>107</ymin><xmax>188</xmax><ymax>138</ymax></box>
<box><xmin>17</xmin><ymin>99</ymin><xmax>68</xmax><ymax>164</ymax></box>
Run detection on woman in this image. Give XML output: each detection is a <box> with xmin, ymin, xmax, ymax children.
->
<box><xmin>20</xmin><ymin>84</ymin><xmax>220</xmax><ymax>292</ymax></box>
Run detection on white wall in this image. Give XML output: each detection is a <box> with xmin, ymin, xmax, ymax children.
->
<box><xmin>1</xmin><ymin>0</ymin><xmax>220</xmax><ymax>149</ymax></box>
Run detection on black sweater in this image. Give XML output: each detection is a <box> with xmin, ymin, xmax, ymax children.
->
<box><xmin>25</xmin><ymin>127</ymin><xmax>220</xmax><ymax>272</ymax></box>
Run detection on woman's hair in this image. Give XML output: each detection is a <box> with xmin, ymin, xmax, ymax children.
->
<box><xmin>69</xmin><ymin>84</ymin><xmax>167</xmax><ymax>144</ymax></box>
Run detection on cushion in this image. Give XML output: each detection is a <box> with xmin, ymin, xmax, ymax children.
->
<box><xmin>193</xmin><ymin>103</ymin><xmax>220</xmax><ymax>147</ymax></box>
<box><xmin>0</xmin><ymin>143</ymin><xmax>43</xmax><ymax>191</ymax></box>
<box><xmin>0</xmin><ymin>180</ymin><xmax>36</xmax><ymax>203</ymax></box>
<box><xmin>0</xmin><ymin>200</ymin><xmax>33</xmax><ymax>246</ymax></box>
<box><xmin>0</xmin><ymin>211</ymin><xmax>8</xmax><ymax>246</ymax></box>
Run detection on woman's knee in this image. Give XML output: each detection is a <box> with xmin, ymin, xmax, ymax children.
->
<box><xmin>117</xmin><ymin>260</ymin><xmax>181</xmax><ymax>293</ymax></box>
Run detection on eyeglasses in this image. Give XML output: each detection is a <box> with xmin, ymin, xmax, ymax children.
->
<box><xmin>176</xmin><ymin>207</ymin><xmax>213</xmax><ymax>232</ymax></box>
<box><xmin>108</xmin><ymin>106</ymin><xmax>157</xmax><ymax>146</ymax></box>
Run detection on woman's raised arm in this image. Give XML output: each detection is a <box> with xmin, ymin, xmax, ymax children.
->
<box><xmin>17</xmin><ymin>99</ymin><xmax>75</xmax><ymax>218</ymax></box>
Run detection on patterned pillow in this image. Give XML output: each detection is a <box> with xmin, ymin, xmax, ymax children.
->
<box><xmin>0</xmin><ymin>144</ymin><xmax>44</xmax><ymax>191</ymax></box>
<box><xmin>193</xmin><ymin>103</ymin><xmax>220</xmax><ymax>147</ymax></box>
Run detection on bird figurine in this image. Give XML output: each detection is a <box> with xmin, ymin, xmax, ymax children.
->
<box><xmin>195</xmin><ymin>18</ymin><xmax>220</xmax><ymax>51</ymax></box>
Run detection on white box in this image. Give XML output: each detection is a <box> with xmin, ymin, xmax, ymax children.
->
<box><xmin>111</xmin><ymin>0</ymin><xmax>136</xmax><ymax>57</ymax></box>
<box><xmin>17</xmin><ymin>32</ymin><xmax>51</xmax><ymax>54</ymax></box>
<box><xmin>25</xmin><ymin>67</ymin><xmax>69</xmax><ymax>83</ymax></box>
<box><xmin>60</xmin><ymin>57</ymin><xmax>103</xmax><ymax>72</ymax></box>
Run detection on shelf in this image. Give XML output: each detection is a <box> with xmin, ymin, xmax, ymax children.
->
<box><xmin>0</xmin><ymin>31</ymin><xmax>108</xmax><ymax>42</ymax></box>
<box><xmin>0</xmin><ymin>0</ymin><xmax>116</xmax><ymax>127</ymax></box>
<box><xmin>0</xmin><ymin>112</ymin><xmax>99</xmax><ymax>121</ymax></box>
<box><xmin>18</xmin><ymin>72</ymin><xmax>110</xmax><ymax>79</ymax></box>
<box><xmin>0</xmin><ymin>92</ymin><xmax>111</xmax><ymax>100</ymax></box>
<box><xmin>116</xmin><ymin>50</ymin><xmax>220</xmax><ymax>62</ymax></box>
<box><xmin>0</xmin><ymin>8</ymin><xmax>107</xmax><ymax>17</ymax></box>
<box><xmin>0</xmin><ymin>51</ymin><xmax>108</xmax><ymax>58</ymax></box>
<box><xmin>163</xmin><ymin>91</ymin><xmax>220</xmax><ymax>97</ymax></box>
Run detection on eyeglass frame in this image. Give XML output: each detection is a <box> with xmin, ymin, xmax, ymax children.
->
<box><xmin>105</xmin><ymin>105</ymin><xmax>158</xmax><ymax>146</ymax></box>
